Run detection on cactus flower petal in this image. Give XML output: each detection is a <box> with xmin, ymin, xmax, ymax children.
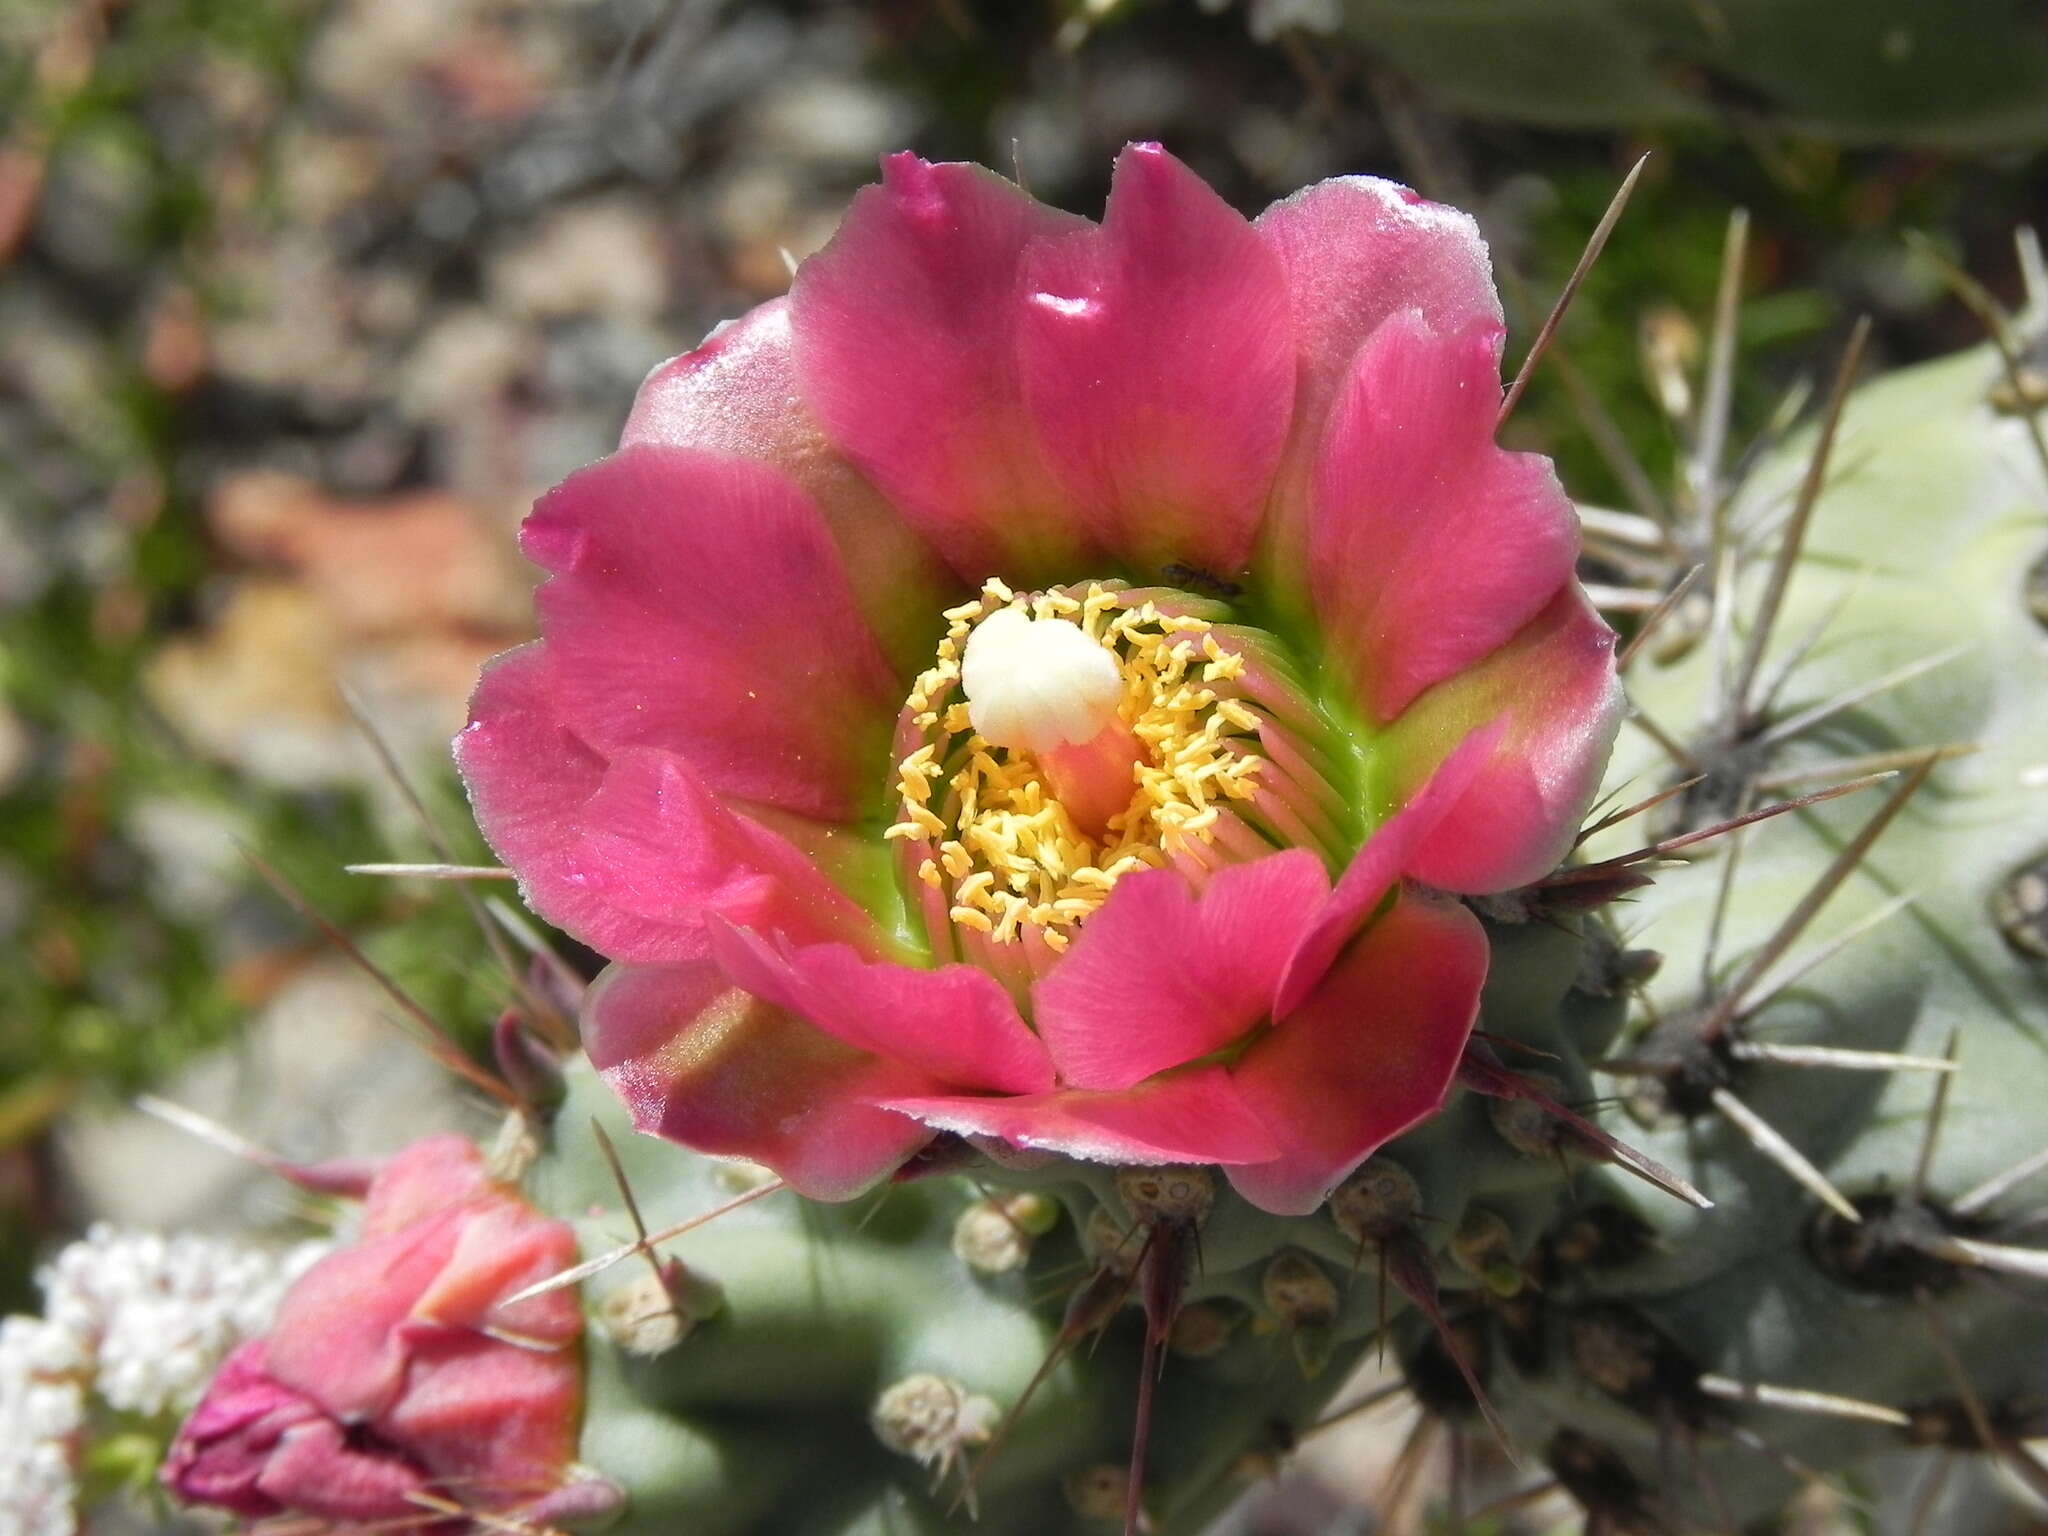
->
<box><xmin>790</xmin><ymin>154</ymin><xmax>1093</xmax><ymax>583</ymax></box>
<box><xmin>1274</xmin><ymin>723</ymin><xmax>1502</xmax><ymax>1019</ymax></box>
<box><xmin>1031</xmin><ymin>851</ymin><xmax>1331</xmax><ymax>1092</ymax></box>
<box><xmin>708</xmin><ymin>922</ymin><xmax>1057</xmax><ymax>1095</ymax></box>
<box><xmin>584</xmin><ymin>958</ymin><xmax>934</xmax><ymax>1201</ymax></box>
<box><xmin>1379</xmin><ymin>585</ymin><xmax>1625</xmax><ymax>893</ymax></box>
<box><xmin>1310</xmin><ymin>309</ymin><xmax>1582</xmax><ymax>723</ymax></box>
<box><xmin>621</xmin><ymin>298</ymin><xmax>953</xmax><ymax>673</ymax></box>
<box><xmin>522</xmin><ymin>443</ymin><xmax>901</xmax><ymax>822</ymax></box>
<box><xmin>1253</xmin><ymin>174</ymin><xmax>1503</xmax><ymax>594</ymax></box>
<box><xmin>884</xmin><ymin>1065</ymin><xmax>1282</xmax><ymax>1166</ymax></box>
<box><xmin>457</xmin><ymin>645</ymin><xmax>881</xmax><ymax>965</ymax></box>
<box><xmin>1014</xmin><ymin>141</ymin><xmax>1295</xmax><ymax>578</ymax></box>
<box><xmin>1226</xmin><ymin>889</ymin><xmax>1488</xmax><ymax>1215</ymax></box>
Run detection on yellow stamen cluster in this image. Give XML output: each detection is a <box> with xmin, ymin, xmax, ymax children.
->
<box><xmin>885</xmin><ymin>580</ymin><xmax>1264</xmax><ymax>949</ymax></box>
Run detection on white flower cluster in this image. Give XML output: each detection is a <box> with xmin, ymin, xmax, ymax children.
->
<box><xmin>0</xmin><ymin>1316</ymin><xmax>87</xmax><ymax>1536</ymax></box>
<box><xmin>0</xmin><ymin>1226</ymin><xmax>331</xmax><ymax>1536</ymax></box>
<box><xmin>40</xmin><ymin>1225</ymin><xmax>330</xmax><ymax>1416</ymax></box>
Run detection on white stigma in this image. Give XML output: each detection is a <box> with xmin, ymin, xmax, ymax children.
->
<box><xmin>960</xmin><ymin>607</ymin><xmax>1124</xmax><ymax>756</ymax></box>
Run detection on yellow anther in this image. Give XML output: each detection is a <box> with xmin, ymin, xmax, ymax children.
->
<box><xmin>886</xmin><ymin>583</ymin><xmax>1264</xmax><ymax>945</ymax></box>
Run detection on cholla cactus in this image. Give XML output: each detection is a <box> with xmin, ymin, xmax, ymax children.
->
<box><xmin>144</xmin><ymin>150</ymin><xmax>2048</xmax><ymax>1536</ymax></box>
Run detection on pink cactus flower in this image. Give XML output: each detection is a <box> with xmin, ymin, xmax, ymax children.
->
<box><xmin>457</xmin><ymin>146</ymin><xmax>1621</xmax><ymax>1217</ymax></box>
<box><xmin>164</xmin><ymin>1136</ymin><xmax>586</xmax><ymax>1525</ymax></box>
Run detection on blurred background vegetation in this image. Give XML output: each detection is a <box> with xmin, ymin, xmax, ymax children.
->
<box><xmin>2</xmin><ymin>0</ymin><xmax>2044</xmax><ymax>1405</ymax></box>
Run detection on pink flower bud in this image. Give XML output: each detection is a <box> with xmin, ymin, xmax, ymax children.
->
<box><xmin>165</xmin><ymin>1136</ymin><xmax>582</xmax><ymax>1526</ymax></box>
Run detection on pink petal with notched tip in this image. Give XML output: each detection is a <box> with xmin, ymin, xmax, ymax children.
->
<box><xmin>1253</xmin><ymin>176</ymin><xmax>1503</xmax><ymax>598</ymax></box>
<box><xmin>1018</xmin><ymin>143</ymin><xmax>1294</xmax><ymax>580</ymax></box>
<box><xmin>1031</xmin><ymin>850</ymin><xmax>1330</xmax><ymax>1092</ymax></box>
<box><xmin>791</xmin><ymin>154</ymin><xmax>1092</xmax><ymax>584</ymax></box>
<box><xmin>621</xmin><ymin>299</ymin><xmax>954</xmax><ymax>673</ymax></box>
<box><xmin>883</xmin><ymin>1065</ymin><xmax>1281</xmax><ymax>1166</ymax></box>
<box><xmin>708</xmin><ymin>921</ymin><xmax>1055</xmax><ymax>1095</ymax></box>
<box><xmin>1227</xmin><ymin>888</ymin><xmax>1488</xmax><ymax>1216</ymax></box>
<box><xmin>522</xmin><ymin>444</ymin><xmax>899</xmax><ymax>823</ymax></box>
<box><xmin>456</xmin><ymin>645</ymin><xmax>882</xmax><ymax>966</ymax></box>
<box><xmin>1311</xmin><ymin>311</ymin><xmax>1581</xmax><ymax>723</ymax></box>
<box><xmin>1273</xmin><ymin>722</ymin><xmax>1502</xmax><ymax>1019</ymax></box>
<box><xmin>1379</xmin><ymin>585</ymin><xmax>1624</xmax><ymax>894</ymax></box>
<box><xmin>583</xmin><ymin>959</ymin><xmax>935</xmax><ymax>1201</ymax></box>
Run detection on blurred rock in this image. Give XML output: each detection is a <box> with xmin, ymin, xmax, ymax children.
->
<box><xmin>54</xmin><ymin>956</ymin><xmax>478</xmax><ymax>1234</ymax></box>
<box><xmin>488</xmin><ymin>197</ymin><xmax>671</xmax><ymax>322</ymax></box>
<box><xmin>207</xmin><ymin>472</ymin><xmax>527</xmax><ymax>637</ymax></box>
<box><xmin>143</xmin><ymin>581</ymin><xmax>355</xmax><ymax>790</ymax></box>
<box><xmin>144</xmin><ymin>472</ymin><xmax>529</xmax><ymax>790</ymax></box>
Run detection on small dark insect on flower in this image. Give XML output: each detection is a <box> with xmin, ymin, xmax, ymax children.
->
<box><xmin>1159</xmin><ymin>562</ymin><xmax>1243</xmax><ymax>600</ymax></box>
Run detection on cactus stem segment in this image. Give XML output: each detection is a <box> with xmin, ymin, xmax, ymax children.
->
<box><xmin>1754</xmin><ymin>643</ymin><xmax>1971</xmax><ymax>751</ymax></box>
<box><xmin>959</xmin><ymin>1257</ymin><xmax>1136</xmax><ymax>1514</ymax></box>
